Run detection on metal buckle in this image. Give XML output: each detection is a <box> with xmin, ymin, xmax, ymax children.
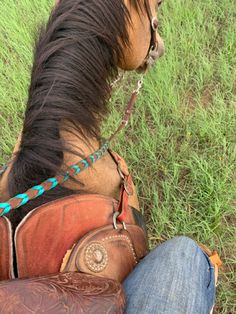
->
<box><xmin>113</xmin><ymin>211</ymin><xmax>127</xmax><ymax>230</ymax></box>
<box><xmin>134</xmin><ymin>79</ymin><xmax>143</xmax><ymax>94</ymax></box>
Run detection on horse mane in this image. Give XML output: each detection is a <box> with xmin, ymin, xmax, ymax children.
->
<box><xmin>7</xmin><ymin>0</ymin><xmax>149</xmax><ymax>225</ymax></box>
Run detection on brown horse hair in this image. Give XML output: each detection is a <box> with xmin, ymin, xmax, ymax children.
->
<box><xmin>7</xmin><ymin>0</ymin><xmax>149</xmax><ymax>227</ymax></box>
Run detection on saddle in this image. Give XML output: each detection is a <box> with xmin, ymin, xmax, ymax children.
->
<box><xmin>0</xmin><ymin>152</ymin><xmax>149</xmax><ymax>313</ymax></box>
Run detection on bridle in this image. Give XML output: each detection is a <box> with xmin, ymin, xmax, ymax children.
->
<box><xmin>139</xmin><ymin>1</ymin><xmax>160</xmax><ymax>71</ymax></box>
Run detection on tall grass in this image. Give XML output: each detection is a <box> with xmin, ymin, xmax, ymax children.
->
<box><xmin>0</xmin><ymin>1</ymin><xmax>235</xmax><ymax>312</ymax></box>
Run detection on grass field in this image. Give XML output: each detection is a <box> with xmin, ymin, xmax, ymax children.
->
<box><xmin>0</xmin><ymin>0</ymin><xmax>235</xmax><ymax>312</ymax></box>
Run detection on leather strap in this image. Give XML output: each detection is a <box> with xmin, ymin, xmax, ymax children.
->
<box><xmin>145</xmin><ymin>1</ymin><xmax>158</xmax><ymax>51</ymax></box>
<box><xmin>109</xmin><ymin>150</ymin><xmax>134</xmax><ymax>223</ymax></box>
<box><xmin>199</xmin><ymin>243</ymin><xmax>222</xmax><ymax>268</ymax></box>
<box><xmin>108</xmin><ymin>83</ymin><xmax>141</xmax><ymax>142</ymax></box>
<box><xmin>117</xmin><ymin>174</ymin><xmax>133</xmax><ymax>222</ymax></box>
<box><xmin>136</xmin><ymin>0</ymin><xmax>159</xmax><ymax>71</ymax></box>
<box><xmin>199</xmin><ymin>243</ymin><xmax>222</xmax><ymax>285</ymax></box>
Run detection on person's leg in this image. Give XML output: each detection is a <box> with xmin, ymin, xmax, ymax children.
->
<box><xmin>124</xmin><ymin>236</ymin><xmax>215</xmax><ymax>314</ymax></box>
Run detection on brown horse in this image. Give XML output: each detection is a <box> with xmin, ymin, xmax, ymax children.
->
<box><xmin>0</xmin><ymin>4</ymin><xmax>222</xmax><ymax>312</ymax></box>
<box><xmin>0</xmin><ymin>0</ymin><xmax>164</xmax><ymax>230</ymax></box>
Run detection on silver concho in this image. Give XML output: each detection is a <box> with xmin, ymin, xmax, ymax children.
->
<box><xmin>84</xmin><ymin>242</ymin><xmax>108</xmax><ymax>273</ymax></box>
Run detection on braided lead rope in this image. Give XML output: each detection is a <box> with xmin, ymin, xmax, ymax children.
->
<box><xmin>0</xmin><ymin>142</ymin><xmax>109</xmax><ymax>217</ymax></box>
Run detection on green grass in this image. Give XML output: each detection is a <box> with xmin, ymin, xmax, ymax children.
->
<box><xmin>0</xmin><ymin>1</ymin><xmax>236</xmax><ymax>313</ymax></box>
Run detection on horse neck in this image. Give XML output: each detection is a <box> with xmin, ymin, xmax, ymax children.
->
<box><xmin>60</xmin><ymin>124</ymin><xmax>101</xmax><ymax>169</ymax></box>
<box><xmin>7</xmin><ymin>0</ymin><xmax>132</xmax><ymax>198</ymax></box>
<box><xmin>7</xmin><ymin>58</ymin><xmax>110</xmax><ymax>199</ymax></box>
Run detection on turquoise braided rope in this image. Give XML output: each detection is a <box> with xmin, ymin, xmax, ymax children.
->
<box><xmin>0</xmin><ymin>142</ymin><xmax>109</xmax><ymax>216</ymax></box>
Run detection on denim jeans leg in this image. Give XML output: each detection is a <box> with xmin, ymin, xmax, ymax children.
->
<box><xmin>124</xmin><ymin>236</ymin><xmax>215</xmax><ymax>314</ymax></box>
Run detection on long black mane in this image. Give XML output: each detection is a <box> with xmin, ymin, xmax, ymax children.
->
<box><xmin>7</xmin><ymin>0</ymin><xmax>148</xmax><ymax>226</ymax></box>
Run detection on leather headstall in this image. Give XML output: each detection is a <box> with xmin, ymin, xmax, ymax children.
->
<box><xmin>138</xmin><ymin>1</ymin><xmax>160</xmax><ymax>71</ymax></box>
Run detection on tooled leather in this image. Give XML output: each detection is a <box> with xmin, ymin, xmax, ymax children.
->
<box><xmin>0</xmin><ymin>217</ymin><xmax>13</xmax><ymax>281</ymax></box>
<box><xmin>61</xmin><ymin>224</ymin><xmax>149</xmax><ymax>282</ymax></box>
<box><xmin>15</xmin><ymin>194</ymin><xmax>137</xmax><ymax>279</ymax></box>
<box><xmin>0</xmin><ymin>272</ymin><xmax>125</xmax><ymax>314</ymax></box>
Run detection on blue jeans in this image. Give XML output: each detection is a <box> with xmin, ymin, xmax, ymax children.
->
<box><xmin>124</xmin><ymin>236</ymin><xmax>215</xmax><ymax>314</ymax></box>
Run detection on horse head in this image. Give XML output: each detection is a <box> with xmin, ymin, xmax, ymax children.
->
<box><xmin>120</xmin><ymin>0</ymin><xmax>165</xmax><ymax>71</ymax></box>
<box><xmin>54</xmin><ymin>0</ymin><xmax>165</xmax><ymax>72</ymax></box>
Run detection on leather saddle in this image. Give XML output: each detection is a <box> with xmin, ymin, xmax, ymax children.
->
<box><xmin>0</xmin><ymin>272</ymin><xmax>125</xmax><ymax>314</ymax></box>
<box><xmin>0</xmin><ymin>152</ymin><xmax>148</xmax><ymax>313</ymax></box>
